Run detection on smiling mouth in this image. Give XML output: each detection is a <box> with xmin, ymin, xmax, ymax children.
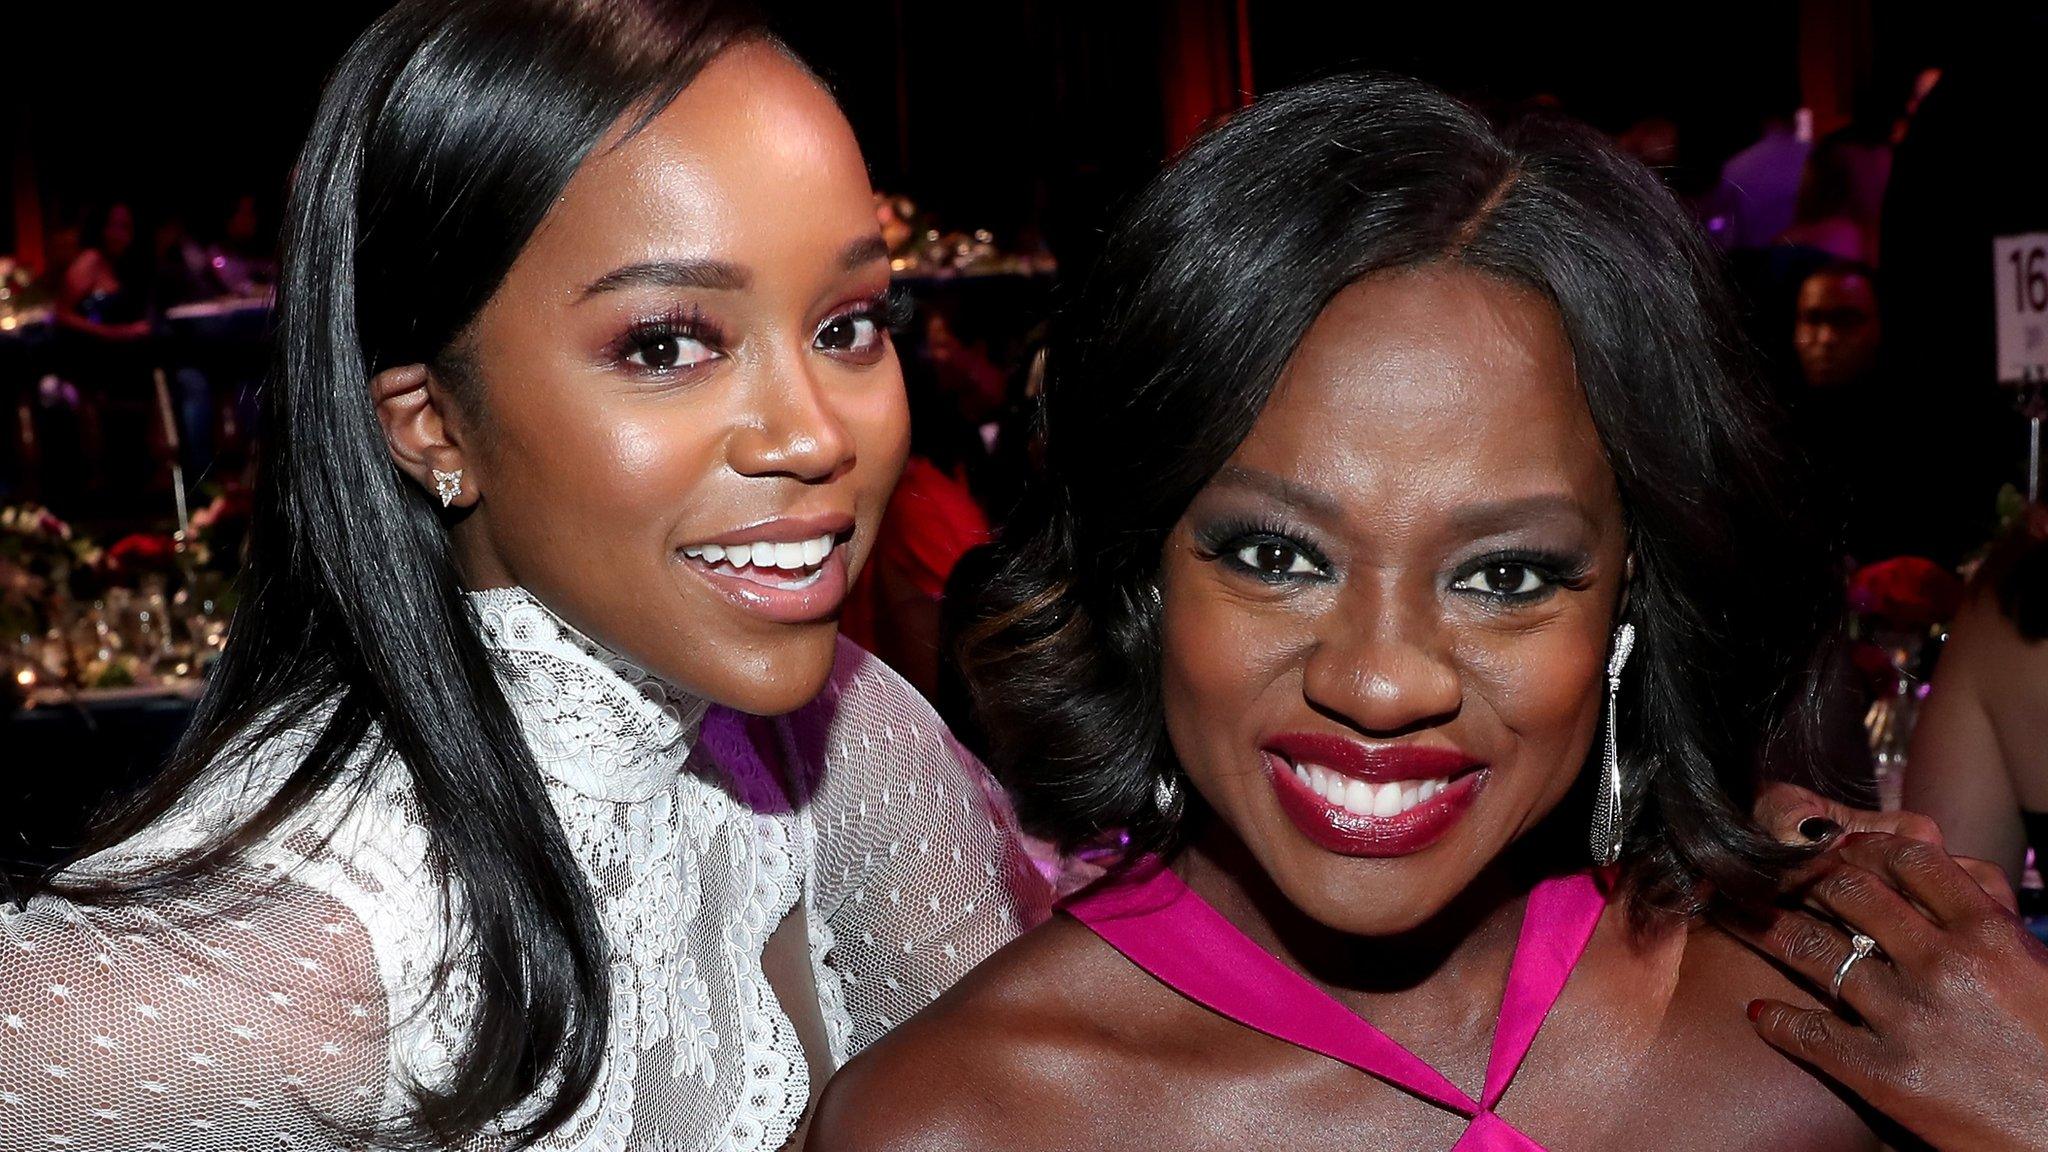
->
<box><xmin>1261</xmin><ymin>734</ymin><xmax>1488</xmax><ymax>858</ymax></box>
<box><xmin>1289</xmin><ymin>763</ymin><xmax>1458</xmax><ymax>819</ymax></box>
<box><xmin>680</xmin><ymin>533</ymin><xmax>840</xmax><ymax>589</ymax></box>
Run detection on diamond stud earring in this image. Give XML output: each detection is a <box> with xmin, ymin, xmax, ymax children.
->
<box><xmin>432</xmin><ymin>468</ymin><xmax>464</xmax><ymax>508</ymax></box>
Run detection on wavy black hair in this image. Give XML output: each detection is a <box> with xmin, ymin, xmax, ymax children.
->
<box><xmin>43</xmin><ymin>0</ymin><xmax>765</xmax><ymax>1145</ymax></box>
<box><xmin>962</xmin><ymin>74</ymin><xmax>1836</xmax><ymax>921</ymax></box>
<box><xmin>1982</xmin><ymin>518</ymin><xmax>2048</xmax><ymax>641</ymax></box>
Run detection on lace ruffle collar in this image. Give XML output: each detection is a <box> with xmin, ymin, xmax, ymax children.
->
<box><xmin>466</xmin><ymin>586</ymin><xmax>709</xmax><ymax>802</ymax></box>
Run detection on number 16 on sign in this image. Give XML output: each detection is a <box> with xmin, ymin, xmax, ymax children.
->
<box><xmin>1994</xmin><ymin>233</ymin><xmax>2048</xmax><ymax>499</ymax></box>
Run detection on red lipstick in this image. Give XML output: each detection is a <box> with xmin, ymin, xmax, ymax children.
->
<box><xmin>1262</xmin><ymin>733</ymin><xmax>1486</xmax><ymax>858</ymax></box>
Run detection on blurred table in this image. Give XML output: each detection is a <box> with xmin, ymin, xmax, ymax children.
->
<box><xmin>2</xmin><ymin>684</ymin><xmax>198</xmax><ymax>880</ymax></box>
<box><xmin>0</xmin><ymin>307</ymin><xmax>57</xmax><ymax>500</ymax></box>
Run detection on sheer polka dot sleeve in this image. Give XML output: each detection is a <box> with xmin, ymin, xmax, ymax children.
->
<box><xmin>784</xmin><ymin>639</ymin><xmax>1053</xmax><ymax>1057</ymax></box>
<box><xmin>0</xmin><ymin>874</ymin><xmax>391</xmax><ymax>1151</ymax></box>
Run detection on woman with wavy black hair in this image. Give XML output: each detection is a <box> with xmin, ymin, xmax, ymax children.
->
<box><xmin>0</xmin><ymin>2</ymin><xmax>1046</xmax><ymax>1149</ymax></box>
<box><xmin>811</xmin><ymin>74</ymin><xmax>2038</xmax><ymax>1151</ymax></box>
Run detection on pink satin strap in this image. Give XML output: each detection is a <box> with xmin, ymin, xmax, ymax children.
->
<box><xmin>1062</xmin><ymin>859</ymin><xmax>1607</xmax><ymax>1150</ymax></box>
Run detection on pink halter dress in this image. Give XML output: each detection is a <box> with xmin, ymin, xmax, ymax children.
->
<box><xmin>1061</xmin><ymin>859</ymin><xmax>1608</xmax><ymax>1151</ymax></box>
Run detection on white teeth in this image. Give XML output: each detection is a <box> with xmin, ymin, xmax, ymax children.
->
<box><xmin>684</xmin><ymin>533</ymin><xmax>838</xmax><ymax>571</ymax></box>
<box><xmin>1293</xmin><ymin>764</ymin><xmax>1454</xmax><ymax>819</ymax></box>
<box><xmin>1335</xmin><ymin>774</ymin><xmax>1368</xmax><ymax>811</ymax></box>
<box><xmin>1372</xmin><ymin>782</ymin><xmax>1403</xmax><ymax>817</ymax></box>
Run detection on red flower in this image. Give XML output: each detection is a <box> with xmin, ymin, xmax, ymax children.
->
<box><xmin>1849</xmin><ymin>556</ymin><xmax>1964</xmax><ymax>627</ymax></box>
<box><xmin>105</xmin><ymin>532</ymin><xmax>177</xmax><ymax>572</ymax></box>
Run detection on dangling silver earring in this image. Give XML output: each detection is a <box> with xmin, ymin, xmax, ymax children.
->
<box><xmin>432</xmin><ymin>468</ymin><xmax>464</xmax><ymax>508</ymax></box>
<box><xmin>1589</xmin><ymin>622</ymin><xmax>1636</xmax><ymax>866</ymax></box>
<box><xmin>1153</xmin><ymin>770</ymin><xmax>1180</xmax><ymax>814</ymax></box>
<box><xmin>1148</xmin><ymin>583</ymin><xmax>1163</xmax><ymax>608</ymax></box>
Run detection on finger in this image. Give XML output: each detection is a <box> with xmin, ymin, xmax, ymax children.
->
<box><xmin>1750</xmin><ymin>784</ymin><xmax>1945</xmax><ymax>848</ymax></box>
<box><xmin>1799</xmin><ymin>857</ymin><xmax>1943</xmax><ymax>967</ymax></box>
<box><xmin>1724</xmin><ymin>907</ymin><xmax>1905</xmax><ymax>1017</ymax></box>
<box><xmin>1748</xmin><ymin>999</ymin><xmax>1885</xmax><ymax>1087</ymax></box>
<box><xmin>1835</xmin><ymin>832</ymin><xmax>2001</xmax><ymax>930</ymax></box>
<box><xmin>1956</xmin><ymin>855</ymin><xmax>2020</xmax><ymax>915</ymax></box>
<box><xmin>1752</xmin><ymin>782</ymin><xmax>1847</xmax><ymax>843</ymax></box>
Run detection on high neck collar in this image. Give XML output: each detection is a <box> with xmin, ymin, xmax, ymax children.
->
<box><xmin>466</xmin><ymin>586</ymin><xmax>708</xmax><ymax>803</ymax></box>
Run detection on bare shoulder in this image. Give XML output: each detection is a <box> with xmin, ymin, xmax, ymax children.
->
<box><xmin>1668</xmin><ymin>916</ymin><xmax>1879</xmax><ymax>1144</ymax></box>
<box><xmin>810</xmin><ymin>914</ymin><xmax>1169</xmax><ymax>1152</ymax></box>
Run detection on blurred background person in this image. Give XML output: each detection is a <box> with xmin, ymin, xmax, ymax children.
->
<box><xmin>1701</xmin><ymin>102</ymin><xmax>1808</xmax><ymax>252</ymax></box>
<box><xmin>50</xmin><ymin>202</ymin><xmax>159</xmax><ymax>516</ymax></box>
<box><xmin>1906</xmin><ymin>510</ymin><xmax>2048</xmax><ymax>887</ymax></box>
<box><xmin>841</xmin><ymin>304</ymin><xmax>1001</xmax><ymax>703</ymax></box>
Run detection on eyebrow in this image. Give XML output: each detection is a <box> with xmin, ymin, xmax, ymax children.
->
<box><xmin>1443</xmin><ymin>494</ymin><xmax>1596</xmax><ymax>538</ymax></box>
<box><xmin>576</xmin><ymin>235</ymin><xmax>892</xmax><ymax>301</ymax></box>
<box><xmin>1213</xmin><ymin>466</ymin><xmax>1595</xmax><ymax>536</ymax></box>
<box><xmin>1210</xmin><ymin>465</ymin><xmax>1346</xmax><ymax>520</ymax></box>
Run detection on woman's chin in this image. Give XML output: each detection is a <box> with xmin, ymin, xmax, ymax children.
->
<box><xmin>1258</xmin><ymin>842</ymin><xmax>1469</xmax><ymax>939</ymax></box>
<box><xmin>658</xmin><ymin>629</ymin><xmax>841</xmax><ymax>718</ymax></box>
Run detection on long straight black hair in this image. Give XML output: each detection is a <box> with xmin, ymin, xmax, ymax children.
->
<box><xmin>45</xmin><ymin>0</ymin><xmax>764</xmax><ymax>1144</ymax></box>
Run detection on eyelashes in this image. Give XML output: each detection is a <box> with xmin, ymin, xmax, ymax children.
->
<box><xmin>1193</xmin><ymin>516</ymin><xmax>1593</xmax><ymax>605</ymax></box>
<box><xmin>608</xmin><ymin>306</ymin><xmax>724</xmax><ymax>376</ymax></box>
<box><xmin>1446</xmin><ymin>550</ymin><xmax>1594</xmax><ymax>605</ymax></box>
<box><xmin>874</xmin><ymin>284</ymin><xmax>915</xmax><ymax>333</ymax></box>
<box><xmin>606</xmin><ymin>286</ymin><xmax>909</xmax><ymax>379</ymax></box>
<box><xmin>1192</xmin><ymin>517</ymin><xmax>1332</xmax><ymax>584</ymax></box>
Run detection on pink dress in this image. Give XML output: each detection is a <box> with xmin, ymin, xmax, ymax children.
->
<box><xmin>1063</xmin><ymin>859</ymin><xmax>1608</xmax><ymax>1151</ymax></box>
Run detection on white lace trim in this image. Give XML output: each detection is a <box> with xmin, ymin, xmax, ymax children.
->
<box><xmin>468</xmin><ymin>586</ymin><xmax>708</xmax><ymax>803</ymax></box>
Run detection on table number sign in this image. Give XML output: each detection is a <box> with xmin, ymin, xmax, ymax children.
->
<box><xmin>1995</xmin><ymin>233</ymin><xmax>2048</xmax><ymax>384</ymax></box>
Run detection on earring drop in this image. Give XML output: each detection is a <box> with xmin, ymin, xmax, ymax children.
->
<box><xmin>1589</xmin><ymin>621</ymin><xmax>1636</xmax><ymax>866</ymax></box>
<box><xmin>433</xmin><ymin>468</ymin><xmax>464</xmax><ymax>508</ymax></box>
<box><xmin>1153</xmin><ymin>771</ymin><xmax>1180</xmax><ymax>814</ymax></box>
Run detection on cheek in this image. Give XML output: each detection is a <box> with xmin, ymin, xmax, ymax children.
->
<box><xmin>847</xmin><ymin>371</ymin><xmax>911</xmax><ymax>477</ymax></box>
<box><xmin>495</xmin><ymin>406</ymin><xmax>721</xmax><ymax>533</ymax></box>
<box><xmin>1465</xmin><ymin>628</ymin><xmax>1606</xmax><ymax>789</ymax></box>
<box><xmin>1160</xmin><ymin>581</ymin><xmax>1309</xmax><ymax>792</ymax></box>
<box><xmin>833</xmin><ymin>367</ymin><xmax>911</xmax><ymax>565</ymax></box>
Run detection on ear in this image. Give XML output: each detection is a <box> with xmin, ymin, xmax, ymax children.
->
<box><xmin>1618</xmin><ymin>552</ymin><xmax>1637</xmax><ymax>620</ymax></box>
<box><xmin>371</xmin><ymin>363</ymin><xmax>477</xmax><ymax>508</ymax></box>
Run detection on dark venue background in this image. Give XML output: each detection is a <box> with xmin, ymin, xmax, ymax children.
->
<box><xmin>1</xmin><ymin>1</ymin><xmax>1982</xmax><ymax>283</ymax></box>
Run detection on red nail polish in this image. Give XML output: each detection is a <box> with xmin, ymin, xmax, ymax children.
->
<box><xmin>1746</xmin><ymin>999</ymin><xmax>1766</xmax><ymax>1023</ymax></box>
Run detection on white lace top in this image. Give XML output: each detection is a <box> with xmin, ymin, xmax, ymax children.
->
<box><xmin>0</xmin><ymin>587</ymin><xmax>1051</xmax><ymax>1150</ymax></box>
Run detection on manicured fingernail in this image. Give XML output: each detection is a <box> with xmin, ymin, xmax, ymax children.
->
<box><xmin>1747</xmin><ymin>999</ymin><xmax>1766</xmax><ymax>1023</ymax></box>
<box><xmin>1798</xmin><ymin>816</ymin><xmax>1841</xmax><ymax>843</ymax></box>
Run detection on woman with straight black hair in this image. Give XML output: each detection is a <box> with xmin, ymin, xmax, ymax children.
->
<box><xmin>0</xmin><ymin>2</ymin><xmax>1047</xmax><ymax>1149</ymax></box>
<box><xmin>812</xmin><ymin>74</ymin><xmax>2039</xmax><ymax>1151</ymax></box>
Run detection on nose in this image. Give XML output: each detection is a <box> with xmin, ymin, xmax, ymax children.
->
<box><xmin>1301</xmin><ymin>580</ymin><xmax>1462</xmax><ymax>736</ymax></box>
<box><xmin>729</xmin><ymin>351</ymin><xmax>856</xmax><ymax>483</ymax></box>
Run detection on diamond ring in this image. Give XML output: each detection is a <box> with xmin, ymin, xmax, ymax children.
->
<box><xmin>1830</xmin><ymin>932</ymin><xmax>1878</xmax><ymax>1000</ymax></box>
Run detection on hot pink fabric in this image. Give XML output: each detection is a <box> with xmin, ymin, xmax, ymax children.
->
<box><xmin>1062</xmin><ymin>859</ymin><xmax>1608</xmax><ymax>1150</ymax></box>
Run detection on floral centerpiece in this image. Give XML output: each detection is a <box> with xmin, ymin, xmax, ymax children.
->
<box><xmin>1</xmin><ymin>486</ymin><xmax>248</xmax><ymax>701</ymax></box>
<box><xmin>1847</xmin><ymin>555</ymin><xmax>1965</xmax><ymax>809</ymax></box>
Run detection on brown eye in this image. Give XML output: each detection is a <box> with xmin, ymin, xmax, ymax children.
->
<box><xmin>815</xmin><ymin>311</ymin><xmax>884</xmax><ymax>356</ymax></box>
<box><xmin>1233</xmin><ymin>540</ymin><xmax>1317</xmax><ymax>576</ymax></box>
<box><xmin>623</xmin><ymin>328</ymin><xmax>716</xmax><ymax>373</ymax></box>
<box><xmin>1455</xmin><ymin>563</ymin><xmax>1546</xmax><ymax>597</ymax></box>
